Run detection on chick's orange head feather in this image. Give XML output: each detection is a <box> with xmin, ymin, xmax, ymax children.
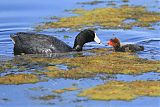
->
<box><xmin>107</xmin><ymin>37</ymin><xmax>120</xmax><ymax>47</ymax></box>
<box><xmin>112</xmin><ymin>37</ymin><xmax>120</xmax><ymax>43</ymax></box>
<box><xmin>107</xmin><ymin>40</ymin><xmax>114</xmax><ymax>46</ymax></box>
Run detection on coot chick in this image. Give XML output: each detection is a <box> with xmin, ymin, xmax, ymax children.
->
<box><xmin>11</xmin><ymin>29</ymin><xmax>101</xmax><ymax>55</ymax></box>
<box><xmin>107</xmin><ymin>37</ymin><xmax>144</xmax><ymax>52</ymax></box>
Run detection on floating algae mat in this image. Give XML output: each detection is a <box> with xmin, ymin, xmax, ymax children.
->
<box><xmin>41</xmin><ymin>50</ymin><xmax>160</xmax><ymax>79</ymax></box>
<box><xmin>37</xmin><ymin>6</ymin><xmax>160</xmax><ymax>30</ymax></box>
<box><xmin>13</xmin><ymin>49</ymin><xmax>160</xmax><ymax>79</ymax></box>
<box><xmin>78</xmin><ymin>80</ymin><xmax>160</xmax><ymax>101</ymax></box>
<box><xmin>0</xmin><ymin>74</ymin><xmax>39</xmax><ymax>84</ymax></box>
<box><xmin>53</xmin><ymin>87</ymin><xmax>78</xmax><ymax>94</ymax></box>
<box><xmin>77</xmin><ymin>0</ymin><xmax>106</xmax><ymax>5</ymax></box>
<box><xmin>0</xmin><ymin>62</ymin><xmax>17</xmax><ymax>72</ymax></box>
<box><xmin>0</xmin><ymin>48</ymin><xmax>160</xmax><ymax>84</ymax></box>
<box><xmin>34</xmin><ymin>94</ymin><xmax>56</xmax><ymax>101</ymax></box>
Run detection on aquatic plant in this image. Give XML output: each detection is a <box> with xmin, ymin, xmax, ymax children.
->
<box><xmin>28</xmin><ymin>86</ymin><xmax>46</xmax><ymax>91</ymax></box>
<box><xmin>0</xmin><ymin>66</ymin><xmax>2</xmax><ymax>72</ymax></box>
<box><xmin>35</xmin><ymin>94</ymin><xmax>56</xmax><ymax>101</ymax></box>
<box><xmin>53</xmin><ymin>87</ymin><xmax>78</xmax><ymax>94</ymax></box>
<box><xmin>30</xmin><ymin>48</ymin><xmax>160</xmax><ymax>79</ymax></box>
<box><xmin>36</xmin><ymin>6</ymin><xmax>160</xmax><ymax>30</ymax></box>
<box><xmin>0</xmin><ymin>74</ymin><xmax>39</xmax><ymax>84</ymax></box>
<box><xmin>0</xmin><ymin>62</ymin><xmax>17</xmax><ymax>72</ymax></box>
<box><xmin>1</xmin><ymin>48</ymin><xmax>160</xmax><ymax>81</ymax></box>
<box><xmin>122</xmin><ymin>0</ymin><xmax>129</xmax><ymax>2</ymax></box>
<box><xmin>63</xmin><ymin>35</ymin><xmax>71</xmax><ymax>39</ymax></box>
<box><xmin>77</xmin><ymin>0</ymin><xmax>106</xmax><ymax>5</ymax></box>
<box><xmin>78</xmin><ymin>80</ymin><xmax>160</xmax><ymax>100</ymax></box>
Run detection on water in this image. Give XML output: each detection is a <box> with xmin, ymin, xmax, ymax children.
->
<box><xmin>0</xmin><ymin>73</ymin><xmax>160</xmax><ymax>107</ymax></box>
<box><xmin>0</xmin><ymin>0</ymin><xmax>160</xmax><ymax>107</ymax></box>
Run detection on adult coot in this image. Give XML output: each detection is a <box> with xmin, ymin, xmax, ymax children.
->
<box><xmin>11</xmin><ymin>29</ymin><xmax>101</xmax><ymax>55</ymax></box>
<box><xmin>107</xmin><ymin>37</ymin><xmax>144</xmax><ymax>52</ymax></box>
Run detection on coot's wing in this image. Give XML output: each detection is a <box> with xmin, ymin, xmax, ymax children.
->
<box><xmin>11</xmin><ymin>32</ymin><xmax>72</xmax><ymax>55</ymax></box>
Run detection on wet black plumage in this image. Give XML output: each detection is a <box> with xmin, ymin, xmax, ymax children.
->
<box><xmin>11</xmin><ymin>29</ymin><xmax>101</xmax><ymax>55</ymax></box>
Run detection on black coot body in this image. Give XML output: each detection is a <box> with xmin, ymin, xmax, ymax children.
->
<box><xmin>11</xmin><ymin>29</ymin><xmax>101</xmax><ymax>55</ymax></box>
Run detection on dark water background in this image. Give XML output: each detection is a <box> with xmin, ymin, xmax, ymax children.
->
<box><xmin>0</xmin><ymin>0</ymin><xmax>160</xmax><ymax>107</ymax></box>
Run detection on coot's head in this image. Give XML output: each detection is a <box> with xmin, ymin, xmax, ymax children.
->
<box><xmin>73</xmin><ymin>29</ymin><xmax>101</xmax><ymax>51</ymax></box>
<box><xmin>107</xmin><ymin>37</ymin><xmax>120</xmax><ymax>47</ymax></box>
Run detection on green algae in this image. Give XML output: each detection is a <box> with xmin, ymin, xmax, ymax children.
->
<box><xmin>0</xmin><ymin>66</ymin><xmax>3</xmax><ymax>72</ymax></box>
<box><xmin>2</xmin><ymin>48</ymin><xmax>160</xmax><ymax>80</ymax></box>
<box><xmin>33</xmin><ymin>87</ymin><xmax>78</xmax><ymax>101</ymax></box>
<box><xmin>35</xmin><ymin>95</ymin><xmax>56</xmax><ymax>101</ymax></box>
<box><xmin>23</xmin><ymin>48</ymin><xmax>160</xmax><ymax>79</ymax></box>
<box><xmin>0</xmin><ymin>62</ymin><xmax>17</xmax><ymax>72</ymax></box>
<box><xmin>0</xmin><ymin>74</ymin><xmax>39</xmax><ymax>84</ymax></box>
<box><xmin>53</xmin><ymin>87</ymin><xmax>78</xmax><ymax>94</ymax></box>
<box><xmin>63</xmin><ymin>35</ymin><xmax>71</xmax><ymax>39</ymax></box>
<box><xmin>78</xmin><ymin>80</ymin><xmax>160</xmax><ymax>101</ymax></box>
<box><xmin>77</xmin><ymin>0</ymin><xmax>106</xmax><ymax>5</ymax></box>
<box><xmin>29</xmin><ymin>86</ymin><xmax>47</xmax><ymax>91</ymax></box>
<box><xmin>122</xmin><ymin>0</ymin><xmax>129</xmax><ymax>2</ymax></box>
<box><xmin>36</xmin><ymin>6</ymin><xmax>160</xmax><ymax>30</ymax></box>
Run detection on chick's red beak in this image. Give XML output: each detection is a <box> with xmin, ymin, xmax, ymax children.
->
<box><xmin>107</xmin><ymin>40</ymin><xmax>113</xmax><ymax>46</ymax></box>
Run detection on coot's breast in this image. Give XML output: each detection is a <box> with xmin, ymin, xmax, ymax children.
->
<box><xmin>11</xmin><ymin>32</ymin><xmax>72</xmax><ymax>55</ymax></box>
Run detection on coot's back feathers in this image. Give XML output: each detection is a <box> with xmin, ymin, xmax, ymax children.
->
<box><xmin>11</xmin><ymin>32</ymin><xmax>72</xmax><ymax>55</ymax></box>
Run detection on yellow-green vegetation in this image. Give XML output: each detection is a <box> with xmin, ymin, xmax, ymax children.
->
<box><xmin>44</xmin><ymin>65</ymin><xmax>96</xmax><ymax>79</ymax></box>
<box><xmin>53</xmin><ymin>87</ymin><xmax>78</xmax><ymax>94</ymax></box>
<box><xmin>2</xmin><ymin>48</ymin><xmax>160</xmax><ymax>80</ymax></box>
<box><xmin>0</xmin><ymin>66</ymin><xmax>2</xmax><ymax>72</ymax></box>
<box><xmin>37</xmin><ymin>6</ymin><xmax>160</xmax><ymax>30</ymax></box>
<box><xmin>36</xmin><ymin>95</ymin><xmax>56</xmax><ymax>100</ymax></box>
<box><xmin>122</xmin><ymin>0</ymin><xmax>129</xmax><ymax>2</ymax></box>
<box><xmin>0</xmin><ymin>74</ymin><xmax>39</xmax><ymax>84</ymax></box>
<box><xmin>77</xmin><ymin>0</ymin><xmax>105</xmax><ymax>5</ymax></box>
<box><xmin>25</xmin><ymin>48</ymin><xmax>160</xmax><ymax>79</ymax></box>
<box><xmin>29</xmin><ymin>86</ymin><xmax>46</xmax><ymax>91</ymax></box>
<box><xmin>0</xmin><ymin>62</ymin><xmax>17</xmax><ymax>72</ymax></box>
<box><xmin>78</xmin><ymin>80</ymin><xmax>160</xmax><ymax>100</ymax></box>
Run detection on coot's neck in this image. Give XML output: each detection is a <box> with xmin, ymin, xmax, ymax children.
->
<box><xmin>72</xmin><ymin>29</ymin><xmax>97</xmax><ymax>51</ymax></box>
<box><xmin>73</xmin><ymin>43</ymin><xmax>84</xmax><ymax>51</ymax></box>
<box><xmin>73</xmin><ymin>35</ymin><xmax>89</xmax><ymax>51</ymax></box>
